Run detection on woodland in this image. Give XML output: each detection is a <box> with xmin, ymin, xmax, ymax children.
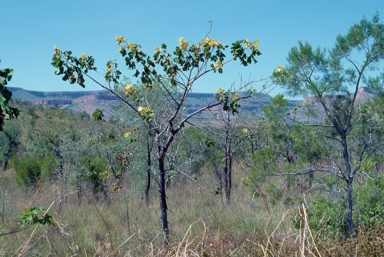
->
<box><xmin>0</xmin><ymin>14</ymin><xmax>384</xmax><ymax>256</ymax></box>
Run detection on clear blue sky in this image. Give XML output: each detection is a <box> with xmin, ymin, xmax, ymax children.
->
<box><xmin>1</xmin><ymin>0</ymin><xmax>382</xmax><ymax>96</ymax></box>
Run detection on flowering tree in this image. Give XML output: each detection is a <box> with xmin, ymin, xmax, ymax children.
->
<box><xmin>51</xmin><ymin>33</ymin><xmax>261</xmax><ymax>243</ymax></box>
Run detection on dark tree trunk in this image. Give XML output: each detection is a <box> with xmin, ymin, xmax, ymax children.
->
<box><xmin>342</xmin><ymin>136</ymin><xmax>354</xmax><ymax>237</ymax></box>
<box><xmin>144</xmin><ymin>141</ymin><xmax>151</xmax><ymax>207</ymax></box>
<box><xmin>224</xmin><ymin>115</ymin><xmax>232</xmax><ymax>205</ymax></box>
<box><xmin>346</xmin><ymin>178</ymin><xmax>354</xmax><ymax>237</ymax></box>
<box><xmin>158</xmin><ymin>157</ymin><xmax>169</xmax><ymax>245</ymax></box>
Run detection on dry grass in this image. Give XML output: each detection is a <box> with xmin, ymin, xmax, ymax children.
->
<box><xmin>0</xmin><ymin>174</ymin><xmax>383</xmax><ymax>256</ymax></box>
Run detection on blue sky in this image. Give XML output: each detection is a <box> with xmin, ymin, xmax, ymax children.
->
<box><xmin>1</xmin><ymin>0</ymin><xmax>382</xmax><ymax>96</ymax></box>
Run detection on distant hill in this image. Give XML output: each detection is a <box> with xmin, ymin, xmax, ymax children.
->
<box><xmin>9</xmin><ymin>87</ymin><xmax>285</xmax><ymax>120</ymax></box>
<box><xmin>9</xmin><ymin>87</ymin><xmax>378</xmax><ymax>121</ymax></box>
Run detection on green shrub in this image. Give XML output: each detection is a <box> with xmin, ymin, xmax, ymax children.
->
<box><xmin>11</xmin><ymin>155</ymin><xmax>44</xmax><ymax>188</ymax></box>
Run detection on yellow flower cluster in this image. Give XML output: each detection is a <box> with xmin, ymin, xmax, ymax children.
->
<box><xmin>242</xmin><ymin>128</ymin><xmax>248</xmax><ymax>133</ymax></box>
<box><xmin>213</xmin><ymin>61</ymin><xmax>223</xmax><ymax>69</ymax></box>
<box><xmin>203</xmin><ymin>37</ymin><xmax>220</xmax><ymax>47</ymax></box>
<box><xmin>138</xmin><ymin>106</ymin><xmax>152</xmax><ymax>116</ymax></box>
<box><xmin>124</xmin><ymin>83</ymin><xmax>135</xmax><ymax>95</ymax></box>
<box><xmin>145</xmin><ymin>84</ymin><xmax>152</xmax><ymax>91</ymax></box>
<box><xmin>53</xmin><ymin>45</ymin><xmax>62</xmax><ymax>57</ymax></box>
<box><xmin>179</xmin><ymin>36</ymin><xmax>189</xmax><ymax>51</ymax></box>
<box><xmin>217</xmin><ymin>88</ymin><xmax>225</xmax><ymax>94</ymax></box>
<box><xmin>233</xmin><ymin>93</ymin><xmax>239</xmax><ymax>101</ymax></box>
<box><xmin>107</xmin><ymin>65</ymin><xmax>112</xmax><ymax>72</ymax></box>
<box><xmin>244</xmin><ymin>39</ymin><xmax>251</xmax><ymax>48</ymax></box>
<box><xmin>275</xmin><ymin>65</ymin><xmax>286</xmax><ymax>73</ymax></box>
<box><xmin>252</xmin><ymin>38</ymin><xmax>259</xmax><ymax>50</ymax></box>
<box><xmin>115</xmin><ymin>34</ymin><xmax>125</xmax><ymax>45</ymax></box>
<box><xmin>81</xmin><ymin>53</ymin><xmax>87</xmax><ymax>59</ymax></box>
<box><xmin>124</xmin><ymin>131</ymin><xmax>132</xmax><ymax>138</ymax></box>
<box><xmin>154</xmin><ymin>46</ymin><xmax>162</xmax><ymax>54</ymax></box>
<box><xmin>127</xmin><ymin>42</ymin><xmax>136</xmax><ymax>50</ymax></box>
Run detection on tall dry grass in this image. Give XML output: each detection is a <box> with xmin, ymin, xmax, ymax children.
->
<box><xmin>0</xmin><ymin>172</ymin><xmax>383</xmax><ymax>256</ymax></box>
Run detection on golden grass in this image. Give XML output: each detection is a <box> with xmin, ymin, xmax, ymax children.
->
<box><xmin>0</xmin><ymin>175</ymin><xmax>383</xmax><ymax>256</ymax></box>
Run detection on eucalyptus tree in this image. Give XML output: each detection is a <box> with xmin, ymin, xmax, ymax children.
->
<box><xmin>51</xmin><ymin>32</ymin><xmax>262</xmax><ymax>243</ymax></box>
<box><xmin>273</xmin><ymin>14</ymin><xmax>384</xmax><ymax>236</ymax></box>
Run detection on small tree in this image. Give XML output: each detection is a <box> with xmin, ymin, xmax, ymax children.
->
<box><xmin>52</xmin><ymin>32</ymin><xmax>262</xmax><ymax>243</ymax></box>
<box><xmin>274</xmin><ymin>14</ymin><xmax>384</xmax><ymax>236</ymax></box>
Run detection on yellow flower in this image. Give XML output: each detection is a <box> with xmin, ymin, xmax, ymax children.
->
<box><xmin>244</xmin><ymin>39</ymin><xmax>251</xmax><ymax>48</ymax></box>
<box><xmin>213</xmin><ymin>61</ymin><xmax>223</xmax><ymax>69</ymax></box>
<box><xmin>124</xmin><ymin>84</ymin><xmax>135</xmax><ymax>95</ymax></box>
<box><xmin>116</xmin><ymin>35</ymin><xmax>125</xmax><ymax>45</ymax></box>
<box><xmin>145</xmin><ymin>84</ymin><xmax>152</xmax><ymax>91</ymax></box>
<box><xmin>252</xmin><ymin>38</ymin><xmax>259</xmax><ymax>50</ymax></box>
<box><xmin>154</xmin><ymin>47</ymin><xmax>162</xmax><ymax>54</ymax></box>
<box><xmin>275</xmin><ymin>65</ymin><xmax>286</xmax><ymax>73</ymax></box>
<box><xmin>138</xmin><ymin>106</ymin><xmax>144</xmax><ymax>112</ymax></box>
<box><xmin>124</xmin><ymin>132</ymin><xmax>131</xmax><ymax>138</ymax></box>
<box><xmin>81</xmin><ymin>53</ymin><xmax>87</xmax><ymax>59</ymax></box>
<box><xmin>107</xmin><ymin>65</ymin><xmax>112</xmax><ymax>72</ymax></box>
<box><xmin>217</xmin><ymin>88</ymin><xmax>225</xmax><ymax>94</ymax></box>
<box><xmin>203</xmin><ymin>37</ymin><xmax>220</xmax><ymax>47</ymax></box>
<box><xmin>242</xmin><ymin>128</ymin><xmax>248</xmax><ymax>133</ymax></box>
<box><xmin>53</xmin><ymin>46</ymin><xmax>62</xmax><ymax>57</ymax></box>
<box><xmin>179</xmin><ymin>36</ymin><xmax>189</xmax><ymax>51</ymax></box>
<box><xmin>127</xmin><ymin>42</ymin><xmax>135</xmax><ymax>50</ymax></box>
<box><xmin>233</xmin><ymin>93</ymin><xmax>239</xmax><ymax>101</ymax></box>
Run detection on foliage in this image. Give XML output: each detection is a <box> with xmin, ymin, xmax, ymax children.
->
<box><xmin>0</xmin><ymin>62</ymin><xmax>19</xmax><ymax>130</ymax></box>
<box><xmin>11</xmin><ymin>155</ymin><xmax>52</xmax><ymax>188</ymax></box>
<box><xmin>301</xmin><ymin>174</ymin><xmax>384</xmax><ymax>240</ymax></box>
<box><xmin>0</xmin><ymin>122</ymin><xmax>21</xmax><ymax>170</ymax></box>
<box><xmin>80</xmin><ymin>156</ymin><xmax>109</xmax><ymax>195</ymax></box>
<box><xmin>19</xmin><ymin>206</ymin><xmax>53</xmax><ymax>227</ymax></box>
<box><xmin>92</xmin><ymin>108</ymin><xmax>104</xmax><ymax>121</ymax></box>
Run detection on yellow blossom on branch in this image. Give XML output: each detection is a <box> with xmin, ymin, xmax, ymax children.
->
<box><xmin>127</xmin><ymin>42</ymin><xmax>135</xmax><ymax>50</ymax></box>
<box><xmin>53</xmin><ymin>46</ymin><xmax>62</xmax><ymax>57</ymax></box>
<box><xmin>124</xmin><ymin>132</ymin><xmax>132</xmax><ymax>138</ymax></box>
<box><xmin>106</xmin><ymin>65</ymin><xmax>112</xmax><ymax>72</ymax></box>
<box><xmin>244</xmin><ymin>39</ymin><xmax>251</xmax><ymax>48</ymax></box>
<box><xmin>217</xmin><ymin>88</ymin><xmax>225</xmax><ymax>94</ymax></box>
<box><xmin>203</xmin><ymin>37</ymin><xmax>220</xmax><ymax>47</ymax></box>
<box><xmin>233</xmin><ymin>93</ymin><xmax>239</xmax><ymax>101</ymax></box>
<box><xmin>81</xmin><ymin>53</ymin><xmax>87</xmax><ymax>59</ymax></box>
<box><xmin>124</xmin><ymin>84</ymin><xmax>135</xmax><ymax>95</ymax></box>
<box><xmin>178</xmin><ymin>36</ymin><xmax>189</xmax><ymax>51</ymax></box>
<box><xmin>275</xmin><ymin>65</ymin><xmax>286</xmax><ymax>73</ymax></box>
<box><xmin>213</xmin><ymin>61</ymin><xmax>223</xmax><ymax>69</ymax></box>
<box><xmin>115</xmin><ymin>35</ymin><xmax>125</xmax><ymax>45</ymax></box>
<box><xmin>242</xmin><ymin>128</ymin><xmax>248</xmax><ymax>133</ymax></box>
<box><xmin>252</xmin><ymin>38</ymin><xmax>259</xmax><ymax>50</ymax></box>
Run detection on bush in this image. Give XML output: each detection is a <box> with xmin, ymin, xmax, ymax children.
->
<box><xmin>300</xmin><ymin>174</ymin><xmax>384</xmax><ymax>240</ymax></box>
<box><xmin>11</xmin><ymin>155</ymin><xmax>44</xmax><ymax>188</ymax></box>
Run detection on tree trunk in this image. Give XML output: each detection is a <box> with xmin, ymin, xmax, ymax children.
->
<box><xmin>342</xmin><ymin>136</ymin><xmax>354</xmax><ymax>237</ymax></box>
<box><xmin>158</xmin><ymin>156</ymin><xmax>169</xmax><ymax>245</ymax></box>
<box><xmin>144</xmin><ymin>141</ymin><xmax>151</xmax><ymax>207</ymax></box>
<box><xmin>346</xmin><ymin>177</ymin><xmax>354</xmax><ymax>237</ymax></box>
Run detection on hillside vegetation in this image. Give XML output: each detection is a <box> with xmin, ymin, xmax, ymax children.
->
<box><xmin>0</xmin><ymin>99</ymin><xmax>384</xmax><ymax>256</ymax></box>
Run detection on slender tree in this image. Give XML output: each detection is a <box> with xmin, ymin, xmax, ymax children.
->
<box><xmin>273</xmin><ymin>14</ymin><xmax>384</xmax><ymax>236</ymax></box>
<box><xmin>51</xmin><ymin>31</ymin><xmax>262</xmax><ymax>243</ymax></box>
